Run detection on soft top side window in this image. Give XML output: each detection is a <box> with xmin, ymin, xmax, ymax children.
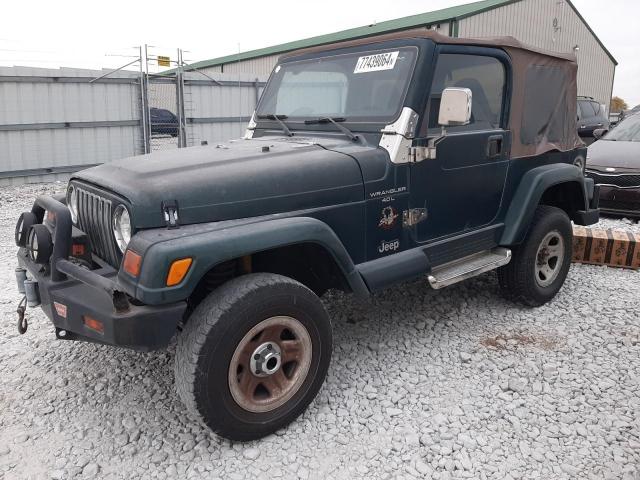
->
<box><xmin>521</xmin><ymin>65</ymin><xmax>568</xmax><ymax>144</ymax></box>
<box><xmin>423</xmin><ymin>53</ymin><xmax>506</xmax><ymax>135</ymax></box>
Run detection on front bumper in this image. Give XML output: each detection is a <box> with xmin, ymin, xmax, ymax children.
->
<box><xmin>15</xmin><ymin>195</ymin><xmax>186</xmax><ymax>351</ymax></box>
<box><xmin>573</xmin><ymin>177</ymin><xmax>600</xmax><ymax>226</ymax></box>
<box><xmin>597</xmin><ymin>184</ymin><xmax>640</xmax><ymax>218</ymax></box>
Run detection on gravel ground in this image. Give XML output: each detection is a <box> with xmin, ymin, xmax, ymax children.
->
<box><xmin>597</xmin><ymin>216</ymin><xmax>640</xmax><ymax>233</ymax></box>
<box><xmin>1</xmin><ymin>183</ymin><xmax>639</xmax><ymax>480</ymax></box>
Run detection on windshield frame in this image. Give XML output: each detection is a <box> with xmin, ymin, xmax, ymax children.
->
<box><xmin>255</xmin><ymin>45</ymin><xmax>419</xmax><ymax>128</ymax></box>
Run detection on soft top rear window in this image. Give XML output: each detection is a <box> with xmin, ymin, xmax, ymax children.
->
<box><xmin>521</xmin><ymin>65</ymin><xmax>568</xmax><ymax>144</ymax></box>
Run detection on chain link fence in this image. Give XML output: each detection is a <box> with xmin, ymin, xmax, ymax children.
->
<box><xmin>148</xmin><ymin>78</ymin><xmax>179</xmax><ymax>151</ymax></box>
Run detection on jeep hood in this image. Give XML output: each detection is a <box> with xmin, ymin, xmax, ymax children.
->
<box><xmin>73</xmin><ymin>137</ymin><xmax>366</xmax><ymax>228</ymax></box>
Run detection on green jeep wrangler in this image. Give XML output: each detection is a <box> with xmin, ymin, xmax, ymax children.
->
<box><xmin>14</xmin><ymin>31</ymin><xmax>599</xmax><ymax>440</ymax></box>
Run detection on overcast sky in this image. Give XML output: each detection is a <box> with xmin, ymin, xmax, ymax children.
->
<box><xmin>2</xmin><ymin>0</ymin><xmax>638</xmax><ymax>106</ymax></box>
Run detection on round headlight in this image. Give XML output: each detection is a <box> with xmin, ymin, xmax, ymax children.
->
<box><xmin>67</xmin><ymin>185</ymin><xmax>78</xmax><ymax>224</ymax></box>
<box><xmin>112</xmin><ymin>205</ymin><xmax>132</xmax><ymax>253</ymax></box>
<box><xmin>27</xmin><ymin>224</ymin><xmax>53</xmax><ymax>264</ymax></box>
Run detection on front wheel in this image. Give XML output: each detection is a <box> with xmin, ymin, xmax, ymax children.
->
<box><xmin>498</xmin><ymin>205</ymin><xmax>573</xmax><ymax>307</ymax></box>
<box><xmin>175</xmin><ymin>273</ymin><xmax>332</xmax><ymax>441</ymax></box>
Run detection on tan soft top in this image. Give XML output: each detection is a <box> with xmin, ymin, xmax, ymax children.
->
<box><xmin>283</xmin><ymin>30</ymin><xmax>582</xmax><ymax>158</ymax></box>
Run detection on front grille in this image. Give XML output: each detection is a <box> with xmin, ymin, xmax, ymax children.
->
<box><xmin>586</xmin><ymin>170</ymin><xmax>640</xmax><ymax>188</ymax></box>
<box><xmin>75</xmin><ymin>188</ymin><xmax>121</xmax><ymax>267</ymax></box>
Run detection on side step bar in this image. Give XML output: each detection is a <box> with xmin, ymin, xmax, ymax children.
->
<box><xmin>428</xmin><ymin>247</ymin><xmax>512</xmax><ymax>289</ymax></box>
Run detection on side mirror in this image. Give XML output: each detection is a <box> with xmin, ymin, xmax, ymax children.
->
<box><xmin>438</xmin><ymin>87</ymin><xmax>472</xmax><ymax>126</ymax></box>
<box><xmin>593</xmin><ymin>128</ymin><xmax>607</xmax><ymax>140</ymax></box>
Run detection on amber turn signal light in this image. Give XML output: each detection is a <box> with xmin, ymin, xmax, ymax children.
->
<box><xmin>123</xmin><ymin>250</ymin><xmax>142</xmax><ymax>277</ymax></box>
<box><xmin>83</xmin><ymin>315</ymin><xmax>104</xmax><ymax>334</ymax></box>
<box><xmin>166</xmin><ymin>258</ymin><xmax>193</xmax><ymax>286</ymax></box>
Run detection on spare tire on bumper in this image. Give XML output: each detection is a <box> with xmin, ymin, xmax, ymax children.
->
<box><xmin>175</xmin><ymin>273</ymin><xmax>332</xmax><ymax>441</ymax></box>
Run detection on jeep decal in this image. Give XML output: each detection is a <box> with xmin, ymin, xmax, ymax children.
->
<box><xmin>378</xmin><ymin>239</ymin><xmax>400</xmax><ymax>254</ymax></box>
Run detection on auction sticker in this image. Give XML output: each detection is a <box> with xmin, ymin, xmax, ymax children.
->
<box><xmin>354</xmin><ymin>51</ymin><xmax>399</xmax><ymax>74</ymax></box>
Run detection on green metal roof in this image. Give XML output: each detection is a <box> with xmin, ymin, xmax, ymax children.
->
<box><xmin>186</xmin><ymin>0</ymin><xmax>616</xmax><ymax>71</ymax></box>
<box><xmin>186</xmin><ymin>0</ymin><xmax>513</xmax><ymax>70</ymax></box>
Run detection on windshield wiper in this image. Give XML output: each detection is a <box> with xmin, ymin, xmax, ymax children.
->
<box><xmin>256</xmin><ymin>114</ymin><xmax>293</xmax><ymax>137</ymax></box>
<box><xmin>304</xmin><ymin>117</ymin><xmax>359</xmax><ymax>142</ymax></box>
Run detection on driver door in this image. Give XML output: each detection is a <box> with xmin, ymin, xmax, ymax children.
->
<box><xmin>410</xmin><ymin>48</ymin><xmax>511</xmax><ymax>243</ymax></box>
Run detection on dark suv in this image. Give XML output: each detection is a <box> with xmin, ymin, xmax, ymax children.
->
<box><xmin>150</xmin><ymin>107</ymin><xmax>178</xmax><ymax>136</ymax></box>
<box><xmin>14</xmin><ymin>31</ymin><xmax>599</xmax><ymax>440</ymax></box>
<box><xmin>578</xmin><ymin>96</ymin><xmax>609</xmax><ymax>145</ymax></box>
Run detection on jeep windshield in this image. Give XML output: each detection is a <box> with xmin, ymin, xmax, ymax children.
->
<box><xmin>256</xmin><ymin>47</ymin><xmax>418</xmax><ymax>125</ymax></box>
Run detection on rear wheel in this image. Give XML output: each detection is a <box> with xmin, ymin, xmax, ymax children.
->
<box><xmin>175</xmin><ymin>273</ymin><xmax>332</xmax><ymax>441</ymax></box>
<box><xmin>498</xmin><ymin>205</ymin><xmax>573</xmax><ymax>306</ymax></box>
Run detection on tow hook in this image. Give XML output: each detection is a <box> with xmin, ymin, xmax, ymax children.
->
<box><xmin>17</xmin><ymin>296</ymin><xmax>28</xmax><ymax>334</ymax></box>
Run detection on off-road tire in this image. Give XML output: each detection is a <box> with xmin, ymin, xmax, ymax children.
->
<box><xmin>498</xmin><ymin>205</ymin><xmax>573</xmax><ymax>307</ymax></box>
<box><xmin>175</xmin><ymin>273</ymin><xmax>332</xmax><ymax>441</ymax></box>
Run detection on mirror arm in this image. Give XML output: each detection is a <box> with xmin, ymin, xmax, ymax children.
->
<box><xmin>407</xmin><ymin>86</ymin><xmax>470</xmax><ymax>163</ymax></box>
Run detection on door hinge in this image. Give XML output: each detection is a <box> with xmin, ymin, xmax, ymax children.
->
<box><xmin>403</xmin><ymin>208</ymin><xmax>428</xmax><ymax>227</ymax></box>
<box><xmin>409</xmin><ymin>132</ymin><xmax>448</xmax><ymax>162</ymax></box>
<box><xmin>162</xmin><ymin>200</ymin><xmax>180</xmax><ymax>229</ymax></box>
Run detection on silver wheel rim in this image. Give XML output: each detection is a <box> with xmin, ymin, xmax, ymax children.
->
<box><xmin>228</xmin><ymin>316</ymin><xmax>312</xmax><ymax>413</ymax></box>
<box><xmin>535</xmin><ymin>230</ymin><xmax>565</xmax><ymax>288</ymax></box>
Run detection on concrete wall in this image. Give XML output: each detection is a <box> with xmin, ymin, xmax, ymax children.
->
<box><xmin>458</xmin><ymin>0</ymin><xmax>615</xmax><ymax>109</ymax></box>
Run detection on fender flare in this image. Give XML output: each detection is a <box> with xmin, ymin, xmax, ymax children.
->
<box><xmin>500</xmin><ymin>163</ymin><xmax>591</xmax><ymax>245</ymax></box>
<box><xmin>121</xmin><ymin>216</ymin><xmax>369</xmax><ymax>304</ymax></box>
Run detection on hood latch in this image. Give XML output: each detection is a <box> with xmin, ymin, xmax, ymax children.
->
<box><xmin>162</xmin><ymin>200</ymin><xmax>180</xmax><ymax>229</ymax></box>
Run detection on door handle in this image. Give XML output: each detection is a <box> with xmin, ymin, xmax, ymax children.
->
<box><xmin>486</xmin><ymin>135</ymin><xmax>503</xmax><ymax>158</ymax></box>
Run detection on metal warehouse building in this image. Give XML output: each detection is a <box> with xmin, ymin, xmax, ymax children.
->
<box><xmin>190</xmin><ymin>0</ymin><xmax>616</xmax><ymax>109</ymax></box>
